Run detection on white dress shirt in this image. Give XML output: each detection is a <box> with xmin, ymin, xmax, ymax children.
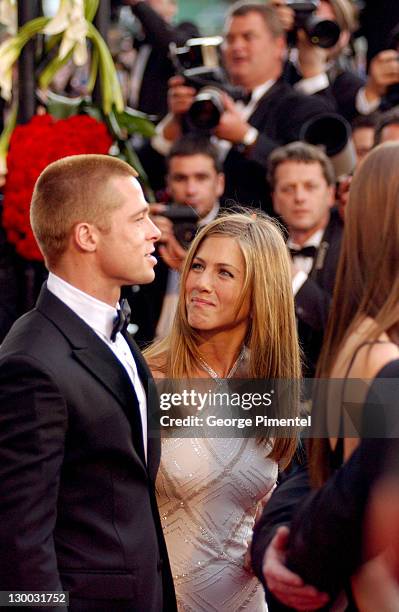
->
<box><xmin>47</xmin><ymin>272</ymin><xmax>148</xmax><ymax>461</ymax></box>
<box><xmin>288</xmin><ymin>228</ymin><xmax>324</xmax><ymax>296</ymax></box>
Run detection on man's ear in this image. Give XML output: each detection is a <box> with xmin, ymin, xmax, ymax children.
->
<box><xmin>275</xmin><ymin>34</ymin><xmax>287</xmax><ymax>62</ymax></box>
<box><xmin>73</xmin><ymin>223</ymin><xmax>98</xmax><ymax>253</ymax></box>
<box><xmin>217</xmin><ymin>172</ymin><xmax>225</xmax><ymax>198</ymax></box>
<box><xmin>327</xmin><ymin>184</ymin><xmax>336</xmax><ymax>208</ymax></box>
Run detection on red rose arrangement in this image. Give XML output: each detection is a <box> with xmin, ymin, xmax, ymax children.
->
<box><xmin>2</xmin><ymin>114</ymin><xmax>113</xmax><ymax>260</ymax></box>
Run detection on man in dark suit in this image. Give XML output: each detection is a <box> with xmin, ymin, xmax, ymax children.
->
<box><xmin>0</xmin><ymin>155</ymin><xmax>176</xmax><ymax>611</ymax></box>
<box><xmin>268</xmin><ymin>141</ymin><xmax>343</xmax><ymax>376</ymax></box>
<box><xmin>152</xmin><ymin>2</ymin><xmax>329</xmax><ymax>214</ymax></box>
<box><xmin>273</xmin><ymin>0</ymin><xmax>366</xmax><ymax>123</ymax></box>
<box><xmin>251</xmin><ymin>359</ymin><xmax>399</xmax><ymax>611</ymax></box>
<box><xmin>124</xmin><ymin>0</ymin><xmax>199</xmax><ymax>119</ymax></box>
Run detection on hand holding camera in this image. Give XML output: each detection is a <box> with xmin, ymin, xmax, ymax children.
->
<box><xmin>213</xmin><ymin>93</ymin><xmax>251</xmax><ymax>144</ymax></box>
<box><xmin>296</xmin><ymin>28</ymin><xmax>329</xmax><ymax>78</ymax></box>
<box><xmin>167</xmin><ymin>75</ymin><xmax>196</xmax><ymax>117</ymax></box>
<box><xmin>366</xmin><ymin>50</ymin><xmax>399</xmax><ymax>102</ymax></box>
<box><xmin>150</xmin><ymin>202</ymin><xmax>200</xmax><ymax>271</ymax></box>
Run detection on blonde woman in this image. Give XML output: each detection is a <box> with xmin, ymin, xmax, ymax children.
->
<box><xmin>145</xmin><ymin>211</ymin><xmax>301</xmax><ymax>611</ymax></box>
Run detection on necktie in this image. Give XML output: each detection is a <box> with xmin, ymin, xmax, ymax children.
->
<box><xmin>111</xmin><ymin>298</ymin><xmax>131</xmax><ymax>342</ymax></box>
<box><xmin>289</xmin><ymin>246</ymin><xmax>317</xmax><ymax>259</ymax></box>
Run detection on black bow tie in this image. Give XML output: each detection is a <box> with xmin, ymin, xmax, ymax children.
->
<box><xmin>111</xmin><ymin>298</ymin><xmax>131</xmax><ymax>342</ymax></box>
<box><xmin>289</xmin><ymin>246</ymin><xmax>317</xmax><ymax>259</ymax></box>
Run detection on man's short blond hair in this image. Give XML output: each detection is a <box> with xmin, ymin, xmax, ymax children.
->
<box><xmin>30</xmin><ymin>154</ymin><xmax>138</xmax><ymax>267</ymax></box>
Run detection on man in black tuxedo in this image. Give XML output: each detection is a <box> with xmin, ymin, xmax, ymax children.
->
<box><xmin>124</xmin><ymin>0</ymin><xmax>199</xmax><ymax>119</ymax></box>
<box><xmin>268</xmin><ymin>142</ymin><xmax>343</xmax><ymax>376</ymax></box>
<box><xmin>152</xmin><ymin>2</ymin><xmax>329</xmax><ymax>214</ymax></box>
<box><xmin>0</xmin><ymin>155</ymin><xmax>176</xmax><ymax>611</ymax></box>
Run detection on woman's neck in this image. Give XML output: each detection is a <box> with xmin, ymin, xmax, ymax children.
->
<box><xmin>196</xmin><ymin>332</ymin><xmax>246</xmax><ymax>378</ymax></box>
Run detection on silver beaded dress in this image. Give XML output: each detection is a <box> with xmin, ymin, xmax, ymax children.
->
<box><xmin>156</xmin><ymin>437</ymin><xmax>277</xmax><ymax>611</ymax></box>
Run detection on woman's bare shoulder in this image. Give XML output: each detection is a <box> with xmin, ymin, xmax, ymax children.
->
<box><xmin>332</xmin><ymin>318</ymin><xmax>399</xmax><ymax>379</ymax></box>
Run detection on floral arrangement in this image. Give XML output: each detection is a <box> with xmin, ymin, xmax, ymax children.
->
<box><xmin>0</xmin><ymin>0</ymin><xmax>156</xmax><ymax>262</ymax></box>
<box><xmin>2</xmin><ymin>113</ymin><xmax>113</xmax><ymax>260</ymax></box>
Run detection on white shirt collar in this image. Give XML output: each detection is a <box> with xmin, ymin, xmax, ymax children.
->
<box><xmin>249</xmin><ymin>79</ymin><xmax>276</xmax><ymax>106</ymax></box>
<box><xmin>287</xmin><ymin>228</ymin><xmax>324</xmax><ymax>251</ymax></box>
<box><xmin>47</xmin><ymin>272</ymin><xmax>118</xmax><ymax>341</ymax></box>
<box><xmin>198</xmin><ymin>201</ymin><xmax>220</xmax><ymax>227</ymax></box>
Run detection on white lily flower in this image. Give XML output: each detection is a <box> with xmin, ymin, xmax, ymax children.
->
<box><xmin>44</xmin><ymin>0</ymin><xmax>88</xmax><ymax>65</ymax></box>
<box><xmin>43</xmin><ymin>0</ymin><xmax>70</xmax><ymax>35</ymax></box>
<box><xmin>0</xmin><ymin>0</ymin><xmax>17</xmax><ymax>35</ymax></box>
<box><xmin>0</xmin><ymin>37</ymin><xmax>20</xmax><ymax>100</ymax></box>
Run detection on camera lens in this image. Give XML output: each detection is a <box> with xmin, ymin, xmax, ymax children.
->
<box><xmin>187</xmin><ymin>87</ymin><xmax>224</xmax><ymax>130</ymax></box>
<box><xmin>306</xmin><ymin>17</ymin><xmax>340</xmax><ymax>49</ymax></box>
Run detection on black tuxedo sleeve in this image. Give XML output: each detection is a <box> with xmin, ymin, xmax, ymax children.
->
<box><xmin>131</xmin><ymin>2</ymin><xmax>199</xmax><ymax>49</ymax></box>
<box><xmin>285</xmin><ymin>364</ymin><xmax>399</xmax><ymax>597</ymax></box>
<box><xmin>0</xmin><ymin>355</ymin><xmax>68</xmax><ymax>608</ymax></box>
<box><xmin>295</xmin><ymin>277</ymin><xmax>331</xmax><ymax>332</ymax></box>
<box><xmin>331</xmin><ymin>71</ymin><xmax>365</xmax><ymax>123</ymax></box>
<box><xmin>251</xmin><ymin>463</ymin><xmax>310</xmax><ymax>586</ymax></box>
<box><xmin>285</xmin><ymin>439</ymin><xmax>387</xmax><ymax>597</ymax></box>
<box><xmin>246</xmin><ymin>93</ymin><xmax>331</xmax><ymax>169</ymax></box>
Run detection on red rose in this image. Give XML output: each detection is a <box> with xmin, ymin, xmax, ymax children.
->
<box><xmin>3</xmin><ymin>114</ymin><xmax>113</xmax><ymax>260</ymax></box>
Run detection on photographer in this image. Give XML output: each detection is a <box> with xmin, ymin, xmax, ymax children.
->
<box><xmin>123</xmin><ymin>0</ymin><xmax>199</xmax><ymax>118</ymax></box>
<box><xmin>274</xmin><ymin>0</ymin><xmax>399</xmax><ymax>121</ymax></box>
<box><xmin>152</xmin><ymin>2</ymin><xmax>329</xmax><ymax>214</ymax></box>
<box><xmin>125</xmin><ymin>135</ymin><xmax>224</xmax><ymax>345</ymax></box>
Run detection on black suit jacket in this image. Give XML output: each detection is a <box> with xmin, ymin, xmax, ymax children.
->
<box><xmin>295</xmin><ymin>209</ymin><xmax>343</xmax><ymax>377</ymax></box>
<box><xmin>222</xmin><ymin>78</ymin><xmax>331</xmax><ymax>214</ymax></box>
<box><xmin>283</xmin><ymin>60</ymin><xmax>365</xmax><ymax>123</ymax></box>
<box><xmin>130</xmin><ymin>1</ymin><xmax>199</xmax><ymax>119</ymax></box>
<box><xmin>0</xmin><ymin>285</ymin><xmax>176</xmax><ymax>611</ymax></box>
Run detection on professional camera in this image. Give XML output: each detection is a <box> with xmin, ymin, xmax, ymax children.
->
<box><xmin>170</xmin><ymin>37</ymin><xmax>246</xmax><ymax>131</ymax></box>
<box><xmin>286</xmin><ymin>0</ymin><xmax>341</xmax><ymax>49</ymax></box>
<box><xmin>159</xmin><ymin>204</ymin><xmax>200</xmax><ymax>249</ymax></box>
<box><xmin>300</xmin><ymin>113</ymin><xmax>356</xmax><ymax>178</ymax></box>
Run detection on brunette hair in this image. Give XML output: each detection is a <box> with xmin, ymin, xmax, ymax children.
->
<box><xmin>310</xmin><ymin>142</ymin><xmax>399</xmax><ymax>485</ymax></box>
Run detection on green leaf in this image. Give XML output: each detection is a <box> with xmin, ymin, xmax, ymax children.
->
<box><xmin>46</xmin><ymin>91</ymin><xmax>84</xmax><ymax>119</ymax></box>
<box><xmin>80</xmin><ymin>101</ymin><xmax>103</xmax><ymax>122</ymax></box>
<box><xmin>0</xmin><ymin>104</ymin><xmax>17</xmax><ymax>153</ymax></box>
<box><xmin>85</xmin><ymin>0</ymin><xmax>100</xmax><ymax>22</ymax></box>
<box><xmin>44</xmin><ymin>33</ymin><xmax>63</xmax><ymax>54</ymax></box>
<box><xmin>120</xmin><ymin>140</ymin><xmax>155</xmax><ymax>202</ymax></box>
<box><xmin>114</xmin><ymin>107</ymin><xmax>156</xmax><ymax>137</ymax></box>
<box><xmin>86</xmin><ymin>46</ymin><xmax>99</xmax><ymax>93</ymax></box>
<box><xmin>38</xmin><ymin>49</ymin><xmax>74</xmax><ymax>90</ymax></box>
<box><xmin>106</xmin><ymin>109</ymin><xmax>123</xmax><ymax>139</ymax></box>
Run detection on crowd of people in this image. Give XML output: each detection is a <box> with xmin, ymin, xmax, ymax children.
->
<box><xmin>1</xmin><ymin>0</ymin><xmax>399</xmax><ymax>610</ymax></box>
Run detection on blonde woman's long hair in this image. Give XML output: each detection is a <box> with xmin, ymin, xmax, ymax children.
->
<box><xmin>310</xmin><ymin>142</ymin><xmax>399</xmax><ymax>485</ymax></box>
<box><xmin>145</xmin><ymin>210</ymin><xmax>301</xmax><ymax>465</ymax></box>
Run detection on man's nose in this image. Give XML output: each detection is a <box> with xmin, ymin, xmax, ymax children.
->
<box><xmin>294</xmin><ymin>185</ymin><xmax>307</xmax><ymax>202</ymax></box>
<box><xmin>148</xmin><ymin>217</ymin><xmax>162</xmax><ymax>241</ymax></box>
<box><xmin>185</xmin><ymin>178</ymin><xmax>197</xmax><ymax>194</ymax></box>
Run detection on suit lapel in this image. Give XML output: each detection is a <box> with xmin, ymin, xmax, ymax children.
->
<box><xmin>123</xmin><ymin>331</ymin><xmax>161</xmax><ymax>481</ymax></box>
<box><xmin>248</xmin><ymin>79</ymin><xmax>288</xmax><ymax>127</ymax></box>
<box><xmin>37</xmin><ymin>285</ymin><xmax>148</xmax><ymax>469</ymax></box>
